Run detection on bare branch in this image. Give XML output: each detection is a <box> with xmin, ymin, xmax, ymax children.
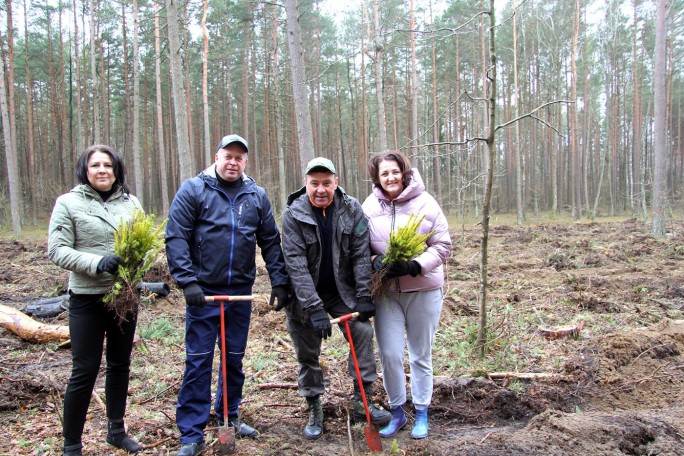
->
<box><xmin>530</xmin><ymin>114</ymin><xmax>563</xmax><ymax>136</ymax></box>
<box><xmin>495</xmin><ymin>99</ymin><xmax>574</xmax><ymax>132</ymax></box>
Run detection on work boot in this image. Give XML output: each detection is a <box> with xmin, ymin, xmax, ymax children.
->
<box><xmin>411</xmin><ymin>407</ymin><xmax>429</xmax><ymax>439</ymax></box>
<box><xmin>176</xmin><ymin>442</ymin><xmax>205</xmax><ymax>456</ymax></box>
<box><xmin>303</xmin><ymin>395</ymin><xmax>324</xmax><ymax>440</ymax></box>
<box><xmin>106</xmin><ymin>419</ymin><xmax>143</xmax><ymax>453</ymax></box>
<box><xmin>353</xmin><ymin>382</ymin><xmax>391</xmax><ymax>426</ymax></box>
<box><xmin>379</xmin><ymin>405</ymin><xmax>407</xmax><ymax>438</ymax></box>
<box><xmin>62</xmin><ymin>442</ymin><xmax>82</xmax><ymax>456</ymax></box>
<box><xmin>228</xmin><ymin>414</ymin><xmax>259</xmax><ymax>439</ymax></box>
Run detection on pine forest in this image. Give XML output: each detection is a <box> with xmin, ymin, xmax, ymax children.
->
<box><xmin>0</xmin><ymin>0</ymin><xmax>682</xmax><ymax>233</ymax></box>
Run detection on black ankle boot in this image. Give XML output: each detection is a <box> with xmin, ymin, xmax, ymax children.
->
<box><xmin>63</xmin><ymin>442</ymin><xmax>83</xmax><ymax>456</ymax></box>
<box><xmin>303</xmin><ymin>396</ymin><xmax>323</xmax><ymax>440</ymax></box>
<box><xmin>106</xmin><ymin>419</ymin><xmax>143</xmax><ymax>453</ymax></box>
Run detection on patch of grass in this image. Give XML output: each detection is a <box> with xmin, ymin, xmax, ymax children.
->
<box><xmin>247</xmin><ymin>349</ymin><xmax>280</xmax><ymax>375</ymax></box>
<box><xmin>667</xmin><ymin>243</ymin><xmax>684</xmax><ymax>259</ymax></box>
<box><xmin>137</xmin><ymin>317</ymin><xmax>184</xmax><ymax>345</ymax></box>
<box><xmin>434</xmin><ymin>312</ymin><xmax>524</xmax><ymax>377</ymax></box>
<box><xmin>507</xmin><ymin>379</ymin><xmax>525</xmax><ymax>394</ymax></box>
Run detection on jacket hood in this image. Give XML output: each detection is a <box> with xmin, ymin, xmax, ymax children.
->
<box><xmin>372</xmin><ymin>168</ymin><xmax>425</xmax><ymax>204</ymax></box>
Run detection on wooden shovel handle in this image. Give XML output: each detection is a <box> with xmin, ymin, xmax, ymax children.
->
<box><xmin>330</xmin><ymin>312</ymin><xmax>359</xmax><ymax>325</ymax></box>
<box><xmin>205</xmin><ymin>295</ymin><xmax>254</xmax><ymax>302</ymax></box>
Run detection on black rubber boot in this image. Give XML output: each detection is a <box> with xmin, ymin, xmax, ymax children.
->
<box><xmin>353</xmin><ymin>382</ymin><xmax>391</xmax><ymax>426</ymax></box>
<box><xmin>303</xmin><ymin>395</ymin><xmax>324</xmax><ymax>440</ymax></box>
<box><xmin>106</xmin><ymin>419</ymin><xmax>143</xmax><ymax>453</ymax></box>
<box><xmin>63</xmin><ymin>442</ymin><xmax>83</xmax><ymax>456</ymax></box>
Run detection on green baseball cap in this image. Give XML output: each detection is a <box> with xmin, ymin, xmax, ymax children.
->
<box><xmin>305</xmin><ymin>157</ymin><xmax>336</xmax><ymax>175</ymax></box>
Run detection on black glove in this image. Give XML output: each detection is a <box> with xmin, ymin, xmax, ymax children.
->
<box><xmin>386</xmin><ymin>260</ymin><xmax>421</xmax><ymax>279</ymax></box>
<box><xmin>309</xmin><ymin>309</ymin><xmax>332</xmax><ymax>339</ymax></box>
<box><xmin>183</xmin><ymin>282</ymin><xmax>206</xmax><ymax>308</ymax></box>
<box><xmin>96</xmin><ymin>255</ymin><xmax>125</xmax><ymax>274</ymax></box>
<box><xmin>269</xmin><ymin>285</ymin><xmax>290</xmax><ymax>311</ymax></box>
<box><xmin>355</xmin><ymin>298</ymin><xmax>376</xmax><ymax>322</ymax></box>
<box><xmin>372</xmin><ymin>254</ymin><xmax>386</xmax><ymax>272</ymax></box>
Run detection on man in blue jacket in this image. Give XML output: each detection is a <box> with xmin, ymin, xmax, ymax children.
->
<box><xmin>166</xmin><ymin>134</ymin><xmax>290</xmax><ymax>456</ymax></box>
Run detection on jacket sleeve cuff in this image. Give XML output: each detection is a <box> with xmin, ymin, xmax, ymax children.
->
<box><xmin>303</xmin><ymin>304</ymin><xmax>325</xmax><ymax>319</ymax></box>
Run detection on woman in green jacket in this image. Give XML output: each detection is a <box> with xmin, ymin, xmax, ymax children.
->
<box><xmin>48</xmin><ymin>145</ymin><xmax>143</xmax><ymax>455</ymax></box>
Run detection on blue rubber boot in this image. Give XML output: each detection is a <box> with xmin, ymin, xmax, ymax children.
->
<box><xmin>379</xmin><ymin>405</ymin><xmax>407</xmax><ymax>438</ymax></box>
<box><xmin>411</xmin><ymin>408</ymin><xmax>428</xmax><ymax>439</ymax></box>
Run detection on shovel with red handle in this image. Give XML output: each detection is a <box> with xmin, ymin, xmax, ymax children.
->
<box><xmin>330</xmin><ymin>312</ymin><xmax>383</xmax><ymax>453</ymax></box>
<box><xmin>205</xmin><ymin>295</ymin><xmax>254</xmax><ymax>455</ymax></box>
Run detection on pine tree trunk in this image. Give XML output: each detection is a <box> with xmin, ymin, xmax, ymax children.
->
<box><xmin>154</xmin><ymin>0</ymin><xmax>170</xmax><ymax>215</ymax></box>
<box><xmin>132</xmin><ymin>0</ymin><xmax>143</xmax><ymax>202</ymax></box>
<box><xmin>165</xmin><ymin>0</ymin><xmax>193</xmax><ymax>181</ymax></box>
<box><xmin>201</xmin><ymin>0</ymin><xmax>211</xmax><ymax>160</ymax></box>
<box><xmin>0</xmin><ymin>30</ymin><xmax>21</xmax><ymax>236</ymax></box>
<box><xmin>652</xmin><ymin>0</ymin><xmax>668</xmax><ymax>237</ymax></box>
<box><xmin>283</xmin><ymin>0</ymin><xmax>315</xmax><ymax>169</ymax></box>
<box><xmin>373</xmin><ymin>0</ymin><xmax>387</xmax><ymax>152</ymax></box>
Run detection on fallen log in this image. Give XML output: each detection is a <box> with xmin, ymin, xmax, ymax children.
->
<box><xmin>258</xmin><ymin>382</ymin><xmax>298</xmax><ymax>390</ymax></box>
<box><xmin>0</xmin><ymin>303</ymin><xmax>70</xmax><ymax>343</ymax></box>
<box><xmin>538</xmin><ymin>320</ymin><xmax>585</xmax><ymax>340</ymax></box>
<box><xmin>487</xmin><ymin>372</ymin><xmax>566</xmax><ymax>381</ymax></box>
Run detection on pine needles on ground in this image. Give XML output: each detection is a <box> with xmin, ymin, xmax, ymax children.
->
<box><xmin>104</xmin><ymin>209</ymin><xmax>167</xmax><ymax>323</ymax></box>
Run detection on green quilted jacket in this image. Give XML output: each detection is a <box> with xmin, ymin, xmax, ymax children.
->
<box><xmin>48</xmin><ymin>184</ymin><xmax>142</xmax><ymax>294</ymax></box>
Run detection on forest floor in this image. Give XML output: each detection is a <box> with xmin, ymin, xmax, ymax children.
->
<box><xmin>1</xmin><ymin>217</ymin><xmax>684</xmax><ymax>455</ymax></box>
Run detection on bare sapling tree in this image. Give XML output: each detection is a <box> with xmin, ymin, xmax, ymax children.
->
<box><xmin>422</xmin><ymin>3</ymin><xmax>573</xmax><ymax>357</ymax></box>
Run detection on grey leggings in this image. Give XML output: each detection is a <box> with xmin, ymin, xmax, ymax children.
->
<box><xmin>374</xmin><ymin>288</ymin><xmax>443</xmax><ymax>409</ymax></box>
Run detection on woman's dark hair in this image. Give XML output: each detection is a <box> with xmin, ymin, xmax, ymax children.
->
<box><xmin>75</xmin><ymin>144</ymin><xmax>130</xmax><ymax>194</ymax></box>
<box><xmin>367</xmin><ymin>150</ymin><xmax>413</xmax><ymax>189</ymax></box>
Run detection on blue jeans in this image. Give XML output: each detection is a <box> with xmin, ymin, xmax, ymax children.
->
<box><xmin>176</xmin><ymin>289</ymin><xmax>252</xmax><ymax>444</ymax></box>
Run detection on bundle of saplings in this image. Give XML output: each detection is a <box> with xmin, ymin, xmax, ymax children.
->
<box><xmin>103</xmin><ymin>209</ymin><xmax>167</xmax><ymax>323</ymax></box>
<box><xmin>371</xmin><ymin>213</ymin><xmax>434</xmax><ymax>298</ymax></box>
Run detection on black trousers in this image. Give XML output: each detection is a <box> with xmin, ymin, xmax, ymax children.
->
<box><xmin>62</xmin><ymin>292</ymin><xmax>137</xmax><ymax>442</ymax></box>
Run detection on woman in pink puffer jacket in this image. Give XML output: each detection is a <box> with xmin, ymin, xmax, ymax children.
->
<box><xmin>362</xmin><ymin>150</ymin><xmax>452</xmax><ymax>440</ymax></box>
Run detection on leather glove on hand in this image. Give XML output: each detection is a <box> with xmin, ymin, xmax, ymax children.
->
<box><xmin>371</xmin><ymin>254</ymin><xmax>386</xmax><ymax>272</ymax></box>
<box><xmin>309</xmin><ymin>309</ymin><xmax>332</xmax><ymax>339</ymax></box>
<box><xmin>386</xmin><ymin>260</ymin><xmax>421</xmax><ymax>279</ymax></box>
<box><xmin>355</xmin><ymin>298</ymin><xmax>376</xmax><ymax>322</ymax></box>
<box><xmin>96</xmin><ymin>255</ymin><xmax>125</xmax><ymax>274</ymax></box>
<box><xmin>183</xmin><ymin>283</ymin><xmax>206</xmax><ymax>308</ymax></box>
<box><xmin>269</xmin><ymin>285</ymin><xmax>290</xmax><ymax>311</ymax></box>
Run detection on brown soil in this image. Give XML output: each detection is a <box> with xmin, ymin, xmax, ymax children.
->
<box><xmin>1</xmin><ymin>218</ymin><xmax>684</xmax><ymax>455</ymax></box>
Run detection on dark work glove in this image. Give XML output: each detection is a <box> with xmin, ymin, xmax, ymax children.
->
<box><xmin>96</xmin><ymin>255</ymin><xmax>125</xmax><ymax>274</ymax></box>
<box><xmin>355</xmin><ymin>298</ymin><xmax>376</xmax><ymax>322</ymax></box>
<box><xmin>371</xmin><ymin>254</ymin><xmax>386</xmax><ymax>272</ymax></box>
<box><xmin>269</xmin><ymin>285</ymin><xmax>290</xmax><ymax>311</ymax></box>
<box><xmin>386</xmin><ymin>260</ymin><xmax>421</xmax><ymax>279</ymax></box>
<box><xmin>183</xmin><ymin>282</ymin><xmax>206</xmax><ymax>308</ymax></box>
<box><xmin>309</xmin><ymin>309</ymin><xmax>332</xmax><ymax>339</ymax></box>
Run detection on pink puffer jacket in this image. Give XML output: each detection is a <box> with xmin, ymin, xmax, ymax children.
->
<box><xmin>362</xmin><ymin>169</ymin><xmax>452</xmax><ymax>292</ymax></box>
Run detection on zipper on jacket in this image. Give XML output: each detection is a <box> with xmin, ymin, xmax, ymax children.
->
<box><xmin>390</xmin><ymin>200</ymin><xmax>396</xmax><ymax>232</ymax></box>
